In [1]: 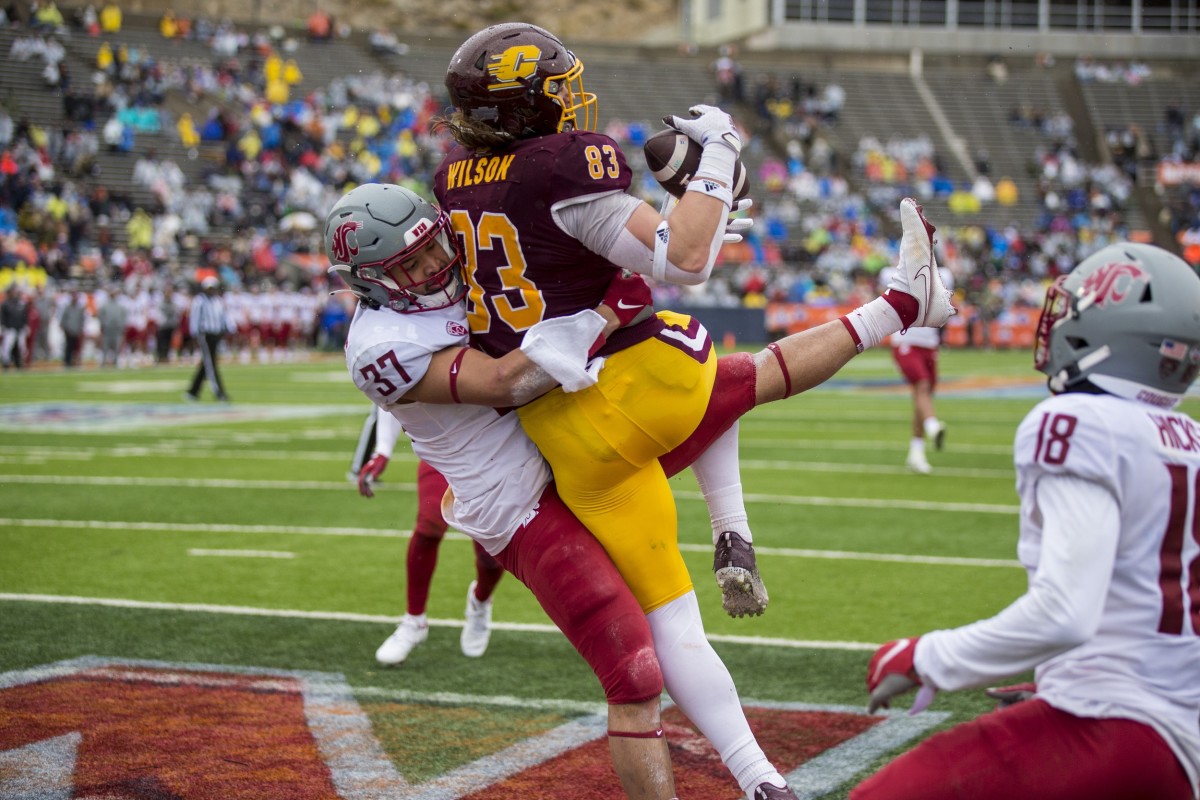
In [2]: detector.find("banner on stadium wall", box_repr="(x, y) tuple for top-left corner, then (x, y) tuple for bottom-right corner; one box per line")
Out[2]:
(1158, 161), (1200, 186)
(765, 302), (1038, 349)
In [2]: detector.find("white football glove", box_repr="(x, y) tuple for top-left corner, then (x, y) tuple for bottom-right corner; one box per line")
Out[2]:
(724, 198), (754, 244)
(663, 104), (742, 155)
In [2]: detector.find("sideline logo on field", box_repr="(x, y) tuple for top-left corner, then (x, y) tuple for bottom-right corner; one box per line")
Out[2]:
(0, 402), (364, 432)
(0, 657), (946, 799)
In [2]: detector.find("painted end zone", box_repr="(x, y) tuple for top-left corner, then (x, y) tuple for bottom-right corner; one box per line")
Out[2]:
(0, 658), (946, 799)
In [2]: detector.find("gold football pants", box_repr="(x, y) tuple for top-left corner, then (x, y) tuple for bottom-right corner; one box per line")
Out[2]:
(518, 312), (716, 613)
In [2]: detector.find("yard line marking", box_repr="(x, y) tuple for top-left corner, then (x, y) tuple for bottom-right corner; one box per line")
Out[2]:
(738, 459), (1012, 478)
(0, 446), (1012, 477)
(0, 593), (878, 652)
(0, 477), (1020, 513)
(1, 518), (1021, 565)
(737, 438), (1014, 455)
(0, 517), (415, 538)
(744, 545), (1020, 569)
(187, 548), (296, 559)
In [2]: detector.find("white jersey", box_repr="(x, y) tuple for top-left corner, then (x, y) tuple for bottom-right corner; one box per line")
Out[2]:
(344, 303), (551, 555)
(880, 266), (953, 350)
(918, 392), (1200, 794)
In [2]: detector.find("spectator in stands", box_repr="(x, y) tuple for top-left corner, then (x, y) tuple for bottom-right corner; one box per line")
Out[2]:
(79, 3), (99, 35)
(159, 9), (178, 39)
(98, 0), (120, 33)
(306, 10), (331, 42)
(712, 44), (743, 105)
(32, 0), (64, 31)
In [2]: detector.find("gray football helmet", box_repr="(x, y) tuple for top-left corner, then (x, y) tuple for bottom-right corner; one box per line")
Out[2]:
(324, 183), (465, 313)
(1035, 242), (1200, 405)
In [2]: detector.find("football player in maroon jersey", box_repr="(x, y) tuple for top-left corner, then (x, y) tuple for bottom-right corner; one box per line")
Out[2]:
(433, 24), (953, 800)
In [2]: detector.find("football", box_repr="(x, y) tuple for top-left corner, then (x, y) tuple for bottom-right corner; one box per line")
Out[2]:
(643, 129), (749, 201)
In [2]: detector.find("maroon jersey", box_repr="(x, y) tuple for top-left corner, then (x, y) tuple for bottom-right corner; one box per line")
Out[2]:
(435, 131), (662, 358)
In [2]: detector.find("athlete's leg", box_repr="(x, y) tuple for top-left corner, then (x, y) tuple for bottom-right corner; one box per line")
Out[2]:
(495, 483), (674, 799)
(851, 699), (1192, 800)
(648, 591), (792, 798)
(405, 460), (451, 616)
(348, 406), (378, 479)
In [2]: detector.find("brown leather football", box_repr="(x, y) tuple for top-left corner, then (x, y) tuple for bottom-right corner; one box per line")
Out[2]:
(643, 129), (749, 201)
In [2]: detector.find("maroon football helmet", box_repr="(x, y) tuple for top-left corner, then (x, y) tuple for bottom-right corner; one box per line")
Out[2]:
(445, 22), (597, 140)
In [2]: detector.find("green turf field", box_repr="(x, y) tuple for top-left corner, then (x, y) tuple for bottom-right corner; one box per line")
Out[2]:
(4, 348), (1185, 797)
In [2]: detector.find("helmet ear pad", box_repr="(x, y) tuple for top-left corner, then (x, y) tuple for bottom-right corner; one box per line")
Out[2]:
(1034, 242), (1200, 404)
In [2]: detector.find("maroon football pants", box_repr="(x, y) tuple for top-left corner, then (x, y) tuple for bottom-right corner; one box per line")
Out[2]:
(851, 698), (1192, 800)
(494, 482), (662, 706)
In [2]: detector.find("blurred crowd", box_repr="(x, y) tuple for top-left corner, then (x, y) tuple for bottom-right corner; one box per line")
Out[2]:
(1, 2), (1198, 371)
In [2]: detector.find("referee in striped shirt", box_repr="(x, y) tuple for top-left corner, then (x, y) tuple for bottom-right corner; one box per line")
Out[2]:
(184, 276), (235, 402)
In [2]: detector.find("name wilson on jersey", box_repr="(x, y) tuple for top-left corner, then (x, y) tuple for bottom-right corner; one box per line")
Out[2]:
(445, 154), (518, 190)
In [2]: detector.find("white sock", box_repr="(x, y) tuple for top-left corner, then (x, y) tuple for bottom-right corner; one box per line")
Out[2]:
(691, 423), (751, 545)
(842, 296), (902, 351)
(923, 417), (942, 439)
(405, 612), (427, 627)
(909, 437), (926, 457)
(647, 592), (784, 796)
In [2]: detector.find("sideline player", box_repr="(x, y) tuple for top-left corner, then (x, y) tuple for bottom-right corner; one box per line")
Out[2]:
(858, 242), (1200, 800)
(878, 264), (954, 473)
(351, 406), (503, 665)
(327, 182), (952, 799)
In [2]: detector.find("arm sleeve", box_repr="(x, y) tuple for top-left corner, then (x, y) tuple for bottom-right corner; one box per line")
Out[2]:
(372, 408), (402, 459)
(915, 473), (1119, 691)
(553, 193), (715, 286)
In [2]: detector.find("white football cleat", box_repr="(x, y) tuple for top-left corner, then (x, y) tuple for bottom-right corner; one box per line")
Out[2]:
(906, 451), (933, 474)
(375, 615), (428, 666)
(929, 420), (947, 451)
(889, 198), (954, 329)
(460, 581), (493, 658)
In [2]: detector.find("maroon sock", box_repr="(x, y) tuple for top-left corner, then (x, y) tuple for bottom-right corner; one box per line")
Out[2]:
(405, 534), (441, 616)
(472, 543), (504, 601)
(883, 289), (919, 331)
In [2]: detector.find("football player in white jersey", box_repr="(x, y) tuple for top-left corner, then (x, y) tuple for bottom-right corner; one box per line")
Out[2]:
(858, 242), (1200, 800)
(878, 266), (954, 473)
(329, 183), (952, 800)
(331, 184), (680, 799)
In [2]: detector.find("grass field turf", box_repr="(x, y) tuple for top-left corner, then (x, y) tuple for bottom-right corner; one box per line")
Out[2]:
(4, 347), (1188, 797)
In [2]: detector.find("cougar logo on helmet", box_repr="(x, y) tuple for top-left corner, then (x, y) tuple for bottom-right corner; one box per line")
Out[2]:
(1080, 261), (1146, 308)
(488, 45), (541, 90)
(330, 221), (363, 264)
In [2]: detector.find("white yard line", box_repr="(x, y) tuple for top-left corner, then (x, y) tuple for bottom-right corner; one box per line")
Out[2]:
(0, 475), (1020, 513)
(1, 517), (1021, 566)
(187, 548), (296, 559)
(0, 592), (879, 651)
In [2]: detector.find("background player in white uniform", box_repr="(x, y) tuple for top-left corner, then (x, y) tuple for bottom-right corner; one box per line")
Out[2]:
(349, 405), (504, 666)
(859, 242), (1200, 800)
(878, 263), (954, 473)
